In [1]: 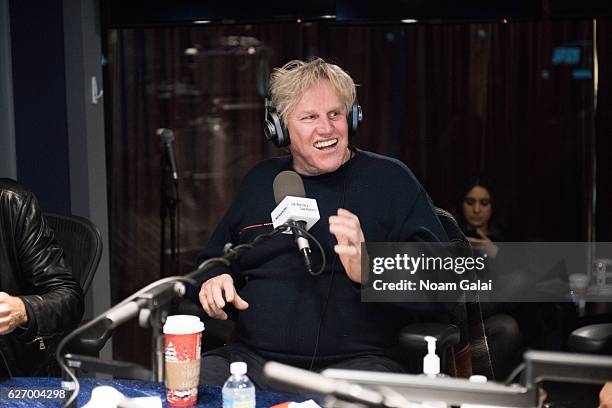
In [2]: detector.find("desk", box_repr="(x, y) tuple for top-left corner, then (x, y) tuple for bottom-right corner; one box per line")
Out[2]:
(0, 377), (603, 407)
(0, 377), (305, 407)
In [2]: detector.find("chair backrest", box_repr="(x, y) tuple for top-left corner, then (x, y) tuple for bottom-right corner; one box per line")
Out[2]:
(434, 207), (471, 256)
(44, 212), (103, 295)
(434, 207), (495, 379)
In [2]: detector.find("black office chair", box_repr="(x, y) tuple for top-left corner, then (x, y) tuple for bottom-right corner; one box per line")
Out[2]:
(569, 323), (612, 354)
(44, 212), (103, 295)
(399, 207), (494, 379)
(45, 212), (106, 356)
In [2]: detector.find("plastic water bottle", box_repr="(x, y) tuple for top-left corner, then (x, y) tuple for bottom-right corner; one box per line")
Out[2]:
(222, 362), (256, 408)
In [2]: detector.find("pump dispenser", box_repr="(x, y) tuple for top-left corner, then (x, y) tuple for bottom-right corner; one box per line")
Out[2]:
(419, 336), (447, 407)
(423, 336), (440, 377)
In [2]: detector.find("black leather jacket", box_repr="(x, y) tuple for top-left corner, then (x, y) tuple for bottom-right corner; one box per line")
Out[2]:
(0, 179), (84, 376)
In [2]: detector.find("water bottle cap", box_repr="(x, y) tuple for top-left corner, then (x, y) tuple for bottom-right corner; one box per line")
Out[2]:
(230, 361), (247, 375)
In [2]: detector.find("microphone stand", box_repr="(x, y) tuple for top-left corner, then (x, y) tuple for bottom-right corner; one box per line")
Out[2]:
(62, 278), (186, 408)
(60, 238), (262, 408)
(160, 151), (167, 276)
(159, 147), (179, 277)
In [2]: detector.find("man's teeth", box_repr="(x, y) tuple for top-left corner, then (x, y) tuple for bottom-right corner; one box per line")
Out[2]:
(314, 139), (338, 149)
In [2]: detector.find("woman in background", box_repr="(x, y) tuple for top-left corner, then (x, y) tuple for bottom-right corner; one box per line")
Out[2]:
(459, 178), (502, 258)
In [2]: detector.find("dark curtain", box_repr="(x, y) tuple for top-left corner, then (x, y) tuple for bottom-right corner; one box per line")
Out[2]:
(106, 20), (600, 365)
(596, 20), (612, 242)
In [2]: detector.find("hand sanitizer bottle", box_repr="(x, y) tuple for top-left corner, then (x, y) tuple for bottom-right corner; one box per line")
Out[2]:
(420, 336), (448, 408)
(423, 336), (445, 378)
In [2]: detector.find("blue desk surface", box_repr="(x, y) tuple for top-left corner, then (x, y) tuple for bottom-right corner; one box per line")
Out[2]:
(0, 377), (305, 407)
(0, 377), (599, 407)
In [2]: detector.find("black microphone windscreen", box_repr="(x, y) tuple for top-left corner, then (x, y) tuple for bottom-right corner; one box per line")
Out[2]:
(273, 170), (305, 204)
(156, 128), (174, 142)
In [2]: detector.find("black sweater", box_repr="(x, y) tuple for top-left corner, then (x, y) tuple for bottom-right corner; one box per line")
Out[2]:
(197, 149), (448, 362)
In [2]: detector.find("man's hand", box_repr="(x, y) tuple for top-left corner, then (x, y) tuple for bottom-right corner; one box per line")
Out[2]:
(329, 208), (365, 283)
(0, 292), (28, 335)
(600, 382), (612, 408)
(198, 273), (249, 320)
(466, 228), (499, 258)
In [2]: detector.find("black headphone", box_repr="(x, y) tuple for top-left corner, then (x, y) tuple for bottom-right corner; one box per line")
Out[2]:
(264, 98), (363, 148)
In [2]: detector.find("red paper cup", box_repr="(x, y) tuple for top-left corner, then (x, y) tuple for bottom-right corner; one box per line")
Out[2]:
(164, 315), (205, 407)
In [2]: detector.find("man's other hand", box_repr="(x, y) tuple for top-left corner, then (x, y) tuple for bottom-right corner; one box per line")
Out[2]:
(600, 382), (612, 408)
(329, 208), (365, 283)
(0, 292), (28, 335)
(198, 274), (249, 320)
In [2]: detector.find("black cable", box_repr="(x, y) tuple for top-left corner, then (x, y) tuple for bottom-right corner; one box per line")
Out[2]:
(284, 222), (327, 277)
(219, 219), (330, 371)
(308, 258), (338, 371)
(194, 225), (286, 271)
(226, 222), (327, 276)
(308, 155), (353, 371)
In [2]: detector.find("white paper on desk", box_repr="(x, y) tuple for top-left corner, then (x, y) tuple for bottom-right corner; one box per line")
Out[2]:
(118, 396), (163, 408)
(289, 400), (322, 408)
(83, 386), (125, 408)
(83, 385), (162, 408)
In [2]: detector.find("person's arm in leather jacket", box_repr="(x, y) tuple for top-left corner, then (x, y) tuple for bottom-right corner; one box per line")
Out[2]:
(11, 190), (84, 345)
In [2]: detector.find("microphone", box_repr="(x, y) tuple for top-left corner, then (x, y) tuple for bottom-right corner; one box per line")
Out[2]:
(271, 171), (320, 274)
(157, 128), (178, 181)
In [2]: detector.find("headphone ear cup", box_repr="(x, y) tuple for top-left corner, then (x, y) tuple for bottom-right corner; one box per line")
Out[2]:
(347, 103), (363, 138)
(264, 109), (290, 148)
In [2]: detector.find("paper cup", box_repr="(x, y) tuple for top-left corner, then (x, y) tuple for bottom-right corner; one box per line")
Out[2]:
(164, 315), (205, 407)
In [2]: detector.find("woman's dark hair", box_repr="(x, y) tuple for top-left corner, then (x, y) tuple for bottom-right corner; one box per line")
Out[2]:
(457, 176), (504, 241)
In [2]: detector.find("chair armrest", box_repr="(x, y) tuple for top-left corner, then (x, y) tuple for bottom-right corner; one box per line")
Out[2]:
(568, 323), (612, 354)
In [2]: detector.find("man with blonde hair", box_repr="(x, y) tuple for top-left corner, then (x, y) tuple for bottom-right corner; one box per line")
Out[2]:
(196, 57), (447, 387)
